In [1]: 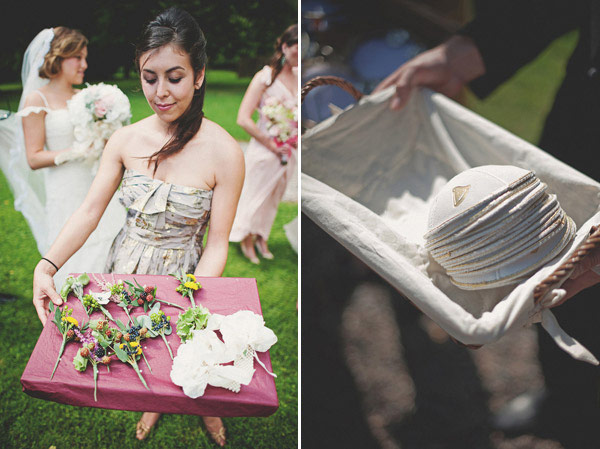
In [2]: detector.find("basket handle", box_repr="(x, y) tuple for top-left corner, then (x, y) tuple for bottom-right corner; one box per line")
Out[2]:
(533, 225), (600, 303)
(301, 76), (364, 103)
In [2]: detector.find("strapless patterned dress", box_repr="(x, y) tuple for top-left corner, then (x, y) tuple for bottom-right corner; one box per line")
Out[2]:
(105, 168), (213, 275)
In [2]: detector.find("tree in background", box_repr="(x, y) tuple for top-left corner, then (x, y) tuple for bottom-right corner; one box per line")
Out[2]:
(0, 0), (297, 83)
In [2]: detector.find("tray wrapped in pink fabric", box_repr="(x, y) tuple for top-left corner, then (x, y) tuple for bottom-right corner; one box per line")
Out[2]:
(21, 274), (279, 416)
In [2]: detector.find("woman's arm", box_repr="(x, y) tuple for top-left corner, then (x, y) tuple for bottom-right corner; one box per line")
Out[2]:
(21, 94), (71, 169)
(32, 129), (126, 324)
(236, 71), (285, 156)
(194, 140), (245, 277)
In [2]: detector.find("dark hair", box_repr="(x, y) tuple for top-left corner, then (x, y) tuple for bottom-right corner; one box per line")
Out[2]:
(269, 24), (298, 85)
(135, 8), (207, 173)
(39, 27), (88, 79)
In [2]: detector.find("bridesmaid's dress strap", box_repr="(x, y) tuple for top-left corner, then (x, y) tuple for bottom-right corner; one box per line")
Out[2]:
(33, 90), (50, 108)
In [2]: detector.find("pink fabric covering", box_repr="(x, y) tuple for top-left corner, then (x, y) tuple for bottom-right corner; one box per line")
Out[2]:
(229, 66), (297, 242)
(21, 274), (279, 417)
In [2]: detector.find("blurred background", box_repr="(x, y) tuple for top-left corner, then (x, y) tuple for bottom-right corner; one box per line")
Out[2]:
(301, 1), (580, 448)
(0, 1), (298, 448)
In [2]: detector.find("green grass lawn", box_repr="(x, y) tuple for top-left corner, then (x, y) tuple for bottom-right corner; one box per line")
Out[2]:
(0, 70), (255, 141)
(0, 70), (298, 448)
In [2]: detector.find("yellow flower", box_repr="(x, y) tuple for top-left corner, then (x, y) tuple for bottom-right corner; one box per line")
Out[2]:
(62, 316), (79, 327)
(186, 273), (196, 282)
(130, 341), (139, 347)
(136, 347), (143, 355)
(184, 281), (199, 290)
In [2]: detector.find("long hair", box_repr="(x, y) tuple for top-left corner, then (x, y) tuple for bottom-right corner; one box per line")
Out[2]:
(39, 27), (88, 79)
(135, 8), (207, 173)
(269, 24), (298, 85)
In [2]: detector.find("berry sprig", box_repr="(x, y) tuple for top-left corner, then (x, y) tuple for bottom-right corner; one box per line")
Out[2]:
(72, 327), (111, 402)
(113, 317), (153, 373)
(131, 302), (175, 360)
(128, 279), (185, 311)
(149, 307), (174, 359)
(89, 319), (119, 370)
(82, 294), (114, 321)
(112, 337), (149, 390)
(49, 303), (88, 380)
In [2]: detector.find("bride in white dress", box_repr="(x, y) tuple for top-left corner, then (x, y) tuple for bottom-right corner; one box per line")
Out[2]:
(0, 27), (125, 287)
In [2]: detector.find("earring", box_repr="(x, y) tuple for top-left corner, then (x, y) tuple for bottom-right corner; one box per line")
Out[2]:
(281, 55), (286, 66)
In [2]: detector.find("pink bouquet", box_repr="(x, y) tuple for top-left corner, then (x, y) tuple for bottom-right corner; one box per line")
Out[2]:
(261, 97), (298, 165)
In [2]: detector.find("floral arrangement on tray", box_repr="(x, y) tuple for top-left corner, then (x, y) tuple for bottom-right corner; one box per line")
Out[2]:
(48, 273), (278, 401)
(169, 269), (201, 307)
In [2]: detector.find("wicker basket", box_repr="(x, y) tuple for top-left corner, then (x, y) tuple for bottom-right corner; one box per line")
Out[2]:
(301, 76), (600, 362)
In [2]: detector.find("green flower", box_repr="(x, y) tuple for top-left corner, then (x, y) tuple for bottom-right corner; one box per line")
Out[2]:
(176, 305), (211, 342)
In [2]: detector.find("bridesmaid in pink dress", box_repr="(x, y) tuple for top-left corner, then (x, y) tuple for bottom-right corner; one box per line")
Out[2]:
(230, 25), (298, 263)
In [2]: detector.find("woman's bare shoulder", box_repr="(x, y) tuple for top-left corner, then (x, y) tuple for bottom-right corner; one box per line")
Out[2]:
(23, 90), (46, 108)
(104, 118), (151, 156)
(110, 116), (154, 141)
(199, 119), (243, 157)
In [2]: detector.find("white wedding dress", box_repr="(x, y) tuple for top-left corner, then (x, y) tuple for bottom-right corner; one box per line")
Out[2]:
(17, 90), (126, 288)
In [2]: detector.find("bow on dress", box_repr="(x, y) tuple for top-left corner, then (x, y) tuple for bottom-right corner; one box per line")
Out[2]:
(129, 180), (173, 229)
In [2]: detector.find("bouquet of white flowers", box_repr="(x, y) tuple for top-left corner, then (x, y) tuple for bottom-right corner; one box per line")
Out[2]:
(170, 309), (277, 398)
(57, 83), (131, 170)
(261, 97), (297, 165)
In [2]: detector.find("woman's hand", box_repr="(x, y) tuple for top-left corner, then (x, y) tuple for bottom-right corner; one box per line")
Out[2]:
(373, 35), (485, 110)
(53, 147), (84, 166)
(265, 138), (287, 156)
(33, 261), (63, 325)
(31, 128), (126, 325)
(554, 247), (600, 306)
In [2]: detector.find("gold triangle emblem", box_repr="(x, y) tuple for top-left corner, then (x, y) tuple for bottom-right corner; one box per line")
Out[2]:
(452, 185), (470, 207)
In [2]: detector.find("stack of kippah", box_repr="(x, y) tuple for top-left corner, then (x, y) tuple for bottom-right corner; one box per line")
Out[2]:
(425, 165), (576, 290)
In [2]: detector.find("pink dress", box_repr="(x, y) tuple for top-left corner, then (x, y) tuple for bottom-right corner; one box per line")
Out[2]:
(229, 66), (297, 242)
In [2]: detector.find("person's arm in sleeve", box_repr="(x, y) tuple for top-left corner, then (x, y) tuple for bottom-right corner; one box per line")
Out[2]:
(462, 0), (581, 98)
(375, 0), (580, 108)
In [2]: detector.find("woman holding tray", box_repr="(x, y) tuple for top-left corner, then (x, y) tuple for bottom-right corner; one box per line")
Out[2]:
(32, 8), (244, 446)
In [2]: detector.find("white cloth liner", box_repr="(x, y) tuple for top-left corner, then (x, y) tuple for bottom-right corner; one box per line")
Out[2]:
(301, 87), (600, 364)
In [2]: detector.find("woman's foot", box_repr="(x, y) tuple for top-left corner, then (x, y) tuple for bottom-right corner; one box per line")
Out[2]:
(255, 236), (274, 260)
(136, 412), (161, 440)
(203, 416), (226, 446)
(241, 236), (260, 264)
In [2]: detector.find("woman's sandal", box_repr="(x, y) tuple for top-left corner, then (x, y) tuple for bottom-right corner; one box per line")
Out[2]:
(241, 238), (260, 264)
(207, 425), (227, 447)
(135, 419), (152, 440)
(255, 239), (274, 260)
(203, 417), (227, 447)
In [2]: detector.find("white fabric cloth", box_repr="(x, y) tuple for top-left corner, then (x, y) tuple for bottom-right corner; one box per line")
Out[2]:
(302, 87), (600, 364)
(0, 29), (126, 288)
(0, 29), (53, 252)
